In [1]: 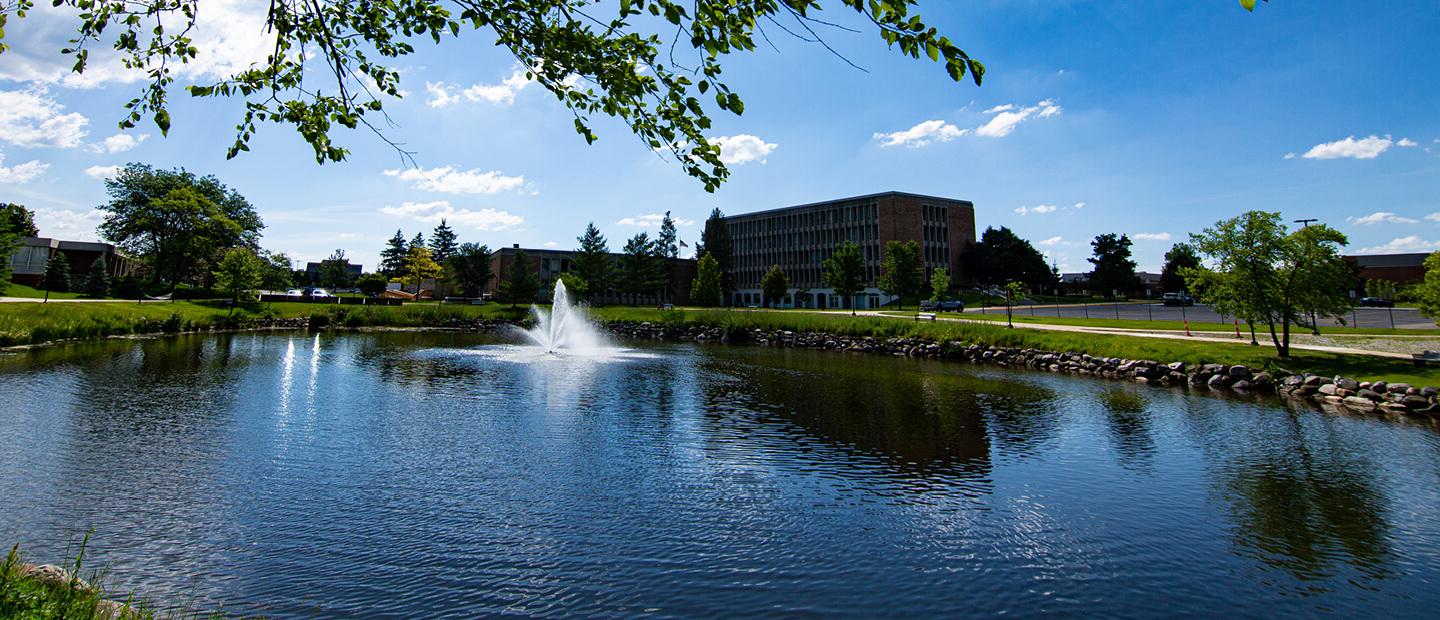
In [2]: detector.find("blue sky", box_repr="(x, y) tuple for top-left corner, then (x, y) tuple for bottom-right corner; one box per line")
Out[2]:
(1, 1), (1438, 273)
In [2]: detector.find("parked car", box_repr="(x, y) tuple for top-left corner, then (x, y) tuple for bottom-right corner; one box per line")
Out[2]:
(937, 300), (965, 312)
(1359, 297), (1395, 308)
(919, 299), (937, 311)
(305, 287), (332, 298)
(285, 288), (304, 297)
(1161, 292), (1195, 307)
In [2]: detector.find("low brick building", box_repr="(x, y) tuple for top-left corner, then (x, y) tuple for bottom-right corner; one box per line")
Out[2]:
(6, 237), (140, 287)
(1345, 253), (1430, 285)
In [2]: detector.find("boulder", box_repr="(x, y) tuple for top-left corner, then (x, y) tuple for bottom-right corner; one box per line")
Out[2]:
(1387, 383), (1411, 394)
(1208, 374), (1232, 388)
(1343, 396), (1378, 411)
(1232, 380), (1254, 391)
(1228, 365), (1250, 377)
(1335, 376), (1361, 391)
(1318, 383), (1339, 396)
(1356, 389), (1383, 401)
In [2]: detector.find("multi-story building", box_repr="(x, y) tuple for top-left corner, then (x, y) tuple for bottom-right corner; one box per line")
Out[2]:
(725, 191), (976, 309)
(489, 245), (697, 305)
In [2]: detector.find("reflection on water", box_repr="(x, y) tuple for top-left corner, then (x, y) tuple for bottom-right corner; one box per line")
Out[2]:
(1, 333), (1439, 617)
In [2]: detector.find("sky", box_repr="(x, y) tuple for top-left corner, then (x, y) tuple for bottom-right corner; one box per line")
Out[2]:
(1, 1), (1438, 274)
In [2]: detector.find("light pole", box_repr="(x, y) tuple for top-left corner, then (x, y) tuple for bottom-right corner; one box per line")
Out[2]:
(1294, 218), (1321, 335)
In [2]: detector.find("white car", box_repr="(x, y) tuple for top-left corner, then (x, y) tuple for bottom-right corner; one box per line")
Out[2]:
(308, 288), (332, 298)
(285, 289), (304, 297)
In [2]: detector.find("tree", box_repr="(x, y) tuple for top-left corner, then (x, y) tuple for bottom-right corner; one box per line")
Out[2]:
(214, 247), (263, 309)
(930, 267), (951, 301)
(877, 240), (923, 310)
(0, 231), (14, 294)
(429, 219), (459, 264)
(448, 243), (494, 298)
(1418, 253), (1440, 323)
(0, 203), (37, 237)
(260, 251), (297, 291)
(98, 163), (262, 288)
(319, 249), (355, 289)
(1187, 212), (1354, 357)
(1365, 279), (1398, 301)
(402, 246), (443, 300)
(1160, 242), (1201, 293)
(822, 240), (866, 315)
(1004, 281), (1026, 328)
(82, 256), (111, 298)
(380, 229), (408, 277)
(690, 253), (724, 308)
(695, 208), (734, 302)
(498, 249), (540, 307)
(761, 264), (790, 308)
(356, 273), (390, 297)
(6, 2), (988, 192)
(409, 232), (427, 253)
(619, 233), (663, 305)
(655, 211), (680, 302)
(41, 252), (71, 301)
(969, 226), (1056, 290)
(1087, 233), (1141, 299)
(572, 222), (614, 304)
(555, 272), (588, 301)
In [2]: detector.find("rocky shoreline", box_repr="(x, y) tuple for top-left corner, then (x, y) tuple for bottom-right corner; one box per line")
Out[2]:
(603, 321), (1440, 418)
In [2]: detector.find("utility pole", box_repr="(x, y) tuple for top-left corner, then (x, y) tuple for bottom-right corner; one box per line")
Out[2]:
(1294, 218), (1321, 335)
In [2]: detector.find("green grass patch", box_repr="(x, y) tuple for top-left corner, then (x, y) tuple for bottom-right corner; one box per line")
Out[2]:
(0, 283), (89, 300)
(1, 535), (223, 619)
(876, 310), (1440, 336)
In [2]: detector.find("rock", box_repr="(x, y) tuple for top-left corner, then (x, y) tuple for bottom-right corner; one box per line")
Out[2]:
(1168, 361), (1186, 372)
(1318, 383), (1339, 396)
(1232, 380), (1254, 391)
(1378, 402), (1410, 414)
(1228, 365), (1250, 377)
(1304, 375), (1323, 387)
(1335, 376), (1361, 391)
(1251, 372), (1274, 388)
(1343, 396), (1378, 411)
(1423, 386), (1438, 397)
(1208, 374), (1232, 388)
(1403, 395), (1431, 409)
(17, 564), (95, 593)
(1387, 383), (1411, 394)
(1357, 389), (1383, 401)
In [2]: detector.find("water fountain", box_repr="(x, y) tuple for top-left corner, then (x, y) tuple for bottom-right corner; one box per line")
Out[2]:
(519, 278), (611, 354)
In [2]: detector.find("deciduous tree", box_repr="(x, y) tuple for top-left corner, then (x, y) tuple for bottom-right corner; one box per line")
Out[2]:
(929, 267), (951, 301)
(877, 240), (923, 309)
(1160, 242), (1201, 293)
(214, 247), (263, 310)
(499, 249), (539, 307)
(969, 226), (1055, 291)
(761, 264), (790, 308)
(1418, 253), (1440, 324)
(619, 233), (663, 305)
(690, 253), (724, 308)
(319, 249), (355, 289)
(1087, 233), (1141, 299)
(822, 240), (866, 315)
(448, 243), (494, 298)
(402, 246), (443, 300)
(0, 203), (37, 237)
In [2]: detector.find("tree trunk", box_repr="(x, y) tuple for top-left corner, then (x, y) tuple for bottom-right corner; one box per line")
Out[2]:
(1267, 321), (1283, 355)
(1280, 317), (1292, 358)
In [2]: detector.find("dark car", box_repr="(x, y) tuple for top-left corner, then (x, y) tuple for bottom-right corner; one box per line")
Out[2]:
(1359, 297), (1395, 308)
(937, 300), (965, 312)
(919, 299), (937, 311)
(1161, 292), (1195, 307)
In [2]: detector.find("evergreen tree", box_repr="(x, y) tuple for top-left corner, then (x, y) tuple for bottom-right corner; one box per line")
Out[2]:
(429, 218), (459, 264)
(380, 229), (408, 277)
(448, 243), (494, 298)
(42, 252), (71, 299)
(571, 222), (614, 303)
(760, 264), (790, 308)
(1087, 233), (1142, 299)
(1159, 242), (1201, 293)
(409, 232), (426, 252)
(619, 233), (662, 305)
(690, 253), (723, 307)
(877, 240), (923, 309)
(499, 249), (540, 307)
(656, 211), (679, 259)
(696, 208), (733, 302)
(83, 256), (111, 298)
(822, 240), (866, 315)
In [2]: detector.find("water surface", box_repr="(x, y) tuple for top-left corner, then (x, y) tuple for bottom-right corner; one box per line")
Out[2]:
(1, 332), (1438, 617)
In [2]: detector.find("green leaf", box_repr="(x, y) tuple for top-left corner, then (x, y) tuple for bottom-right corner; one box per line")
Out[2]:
(154, 109), (171, 136)
(1240, 0), (1257, 10)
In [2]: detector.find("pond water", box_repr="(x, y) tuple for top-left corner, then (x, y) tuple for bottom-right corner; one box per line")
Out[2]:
(2, 332), (1439, 617)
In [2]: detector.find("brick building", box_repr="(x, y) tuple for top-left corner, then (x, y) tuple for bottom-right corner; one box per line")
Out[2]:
(6, 237), (140, 287)
(1345, 253), (1429, 285)
(725, 191), (976, 309)
(489, 245), (697, 305)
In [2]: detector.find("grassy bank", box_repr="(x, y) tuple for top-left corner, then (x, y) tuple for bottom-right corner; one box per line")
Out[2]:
(877, 310), (1440, 337)
(1, 541), (172, 619)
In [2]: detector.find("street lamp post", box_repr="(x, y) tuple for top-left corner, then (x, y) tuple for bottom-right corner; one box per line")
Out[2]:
(1294, 218), (1321, 335)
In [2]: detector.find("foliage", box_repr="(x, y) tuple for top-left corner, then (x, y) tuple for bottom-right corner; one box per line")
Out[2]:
(98, 163), (262, 286)
(619, 233), (664, 304)
(1364, 279), (1397, 300)
(761, 264), (790, 308)
(259, 250), (296, 290)
(877, 240), (923, 309)
(822, 240), (866, 315)
(1159, 242), (1200, 293)
(428, 219), (459, 264)
(82, 256), (111, 298)
(556, 272), (588, 300)
(2, 1), (983, 191)
(970, 226), (1056, 290)
(0, 232), (13, 294)
(1087, 233), (1141, 298)
(380, 230), (408, 277)
(318, 249), (355, 289)
(1418, 253), (1440, 323)
(1186, 211), (1355, 357)
(929, 267), (951, 301)
(409, 232), (426, 253)
(572, 222), (614, 303)
(498, 249), (539, 306)
(214, 247), (264, 302)
(656, 211), (680, 259)
(42, 252), (70, 293)
(0, 202), (37, 237)
(356, 272), (390, 297)
(690, 253), (724, 308)
(402, 246), (443, 297)
(448, 243), (494, 298)
(695, 208), (733, 296)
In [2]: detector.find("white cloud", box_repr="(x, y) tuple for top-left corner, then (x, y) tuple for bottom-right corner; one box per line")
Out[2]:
(1014, 204), (1057, 216)
(542, 241), (558, 248)
(425, 82), (461, 108)
(83, 165), (120, 180)
(1303, 135), (1393, 160)
(383, 166), (526, 195)
(32, 208), (105, 241)
(1037, 236), (1064, 246)
(1347, 211), (1419, 226)
(1073, 202), (1086, 209)
(89, 133), (148, 154)
(1283, 152), (1297, 160)
(1425, 213), (1440, 223)
(427, 66), (534, 107)
(872, 120), (967, 148)
(1132, 232), (1173, 241)
(1398, 138), (1418, 147)
(0, 87), (89, 148)
(379, 200), (524, 231)
(1357, 235), (1440, 255)
(0, 151), (49, 184)
(617, 213), (695, 227)
(708, 134), (778, 164)
(976, 99), (1061, 138)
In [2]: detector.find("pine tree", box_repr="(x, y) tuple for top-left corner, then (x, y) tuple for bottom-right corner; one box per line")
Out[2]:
(619, 233), (662, 305)
(656, 211), (679, 259)
(42, 252), (71, 299)
(429, 219), (459, 264)
(571, 222), (613, 304)
(380, 229), (408, 277)
(696, 208), (732, 302)
(409, 232), (426, 252)
(83, 256), (111, 298)
(499, 249), (540, 307)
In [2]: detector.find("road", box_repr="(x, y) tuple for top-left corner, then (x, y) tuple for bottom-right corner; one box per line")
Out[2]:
(967, 301), (1434, 330)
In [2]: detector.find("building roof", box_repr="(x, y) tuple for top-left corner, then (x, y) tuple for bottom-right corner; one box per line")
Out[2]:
(1345, 253), (1429, 268)
(17, 236), (124, 254)
(724, 191), (974, 221)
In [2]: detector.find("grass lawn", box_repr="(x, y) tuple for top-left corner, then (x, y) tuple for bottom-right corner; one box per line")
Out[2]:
(0, 283), (90, 300)
(876, 310), (1440, 337)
